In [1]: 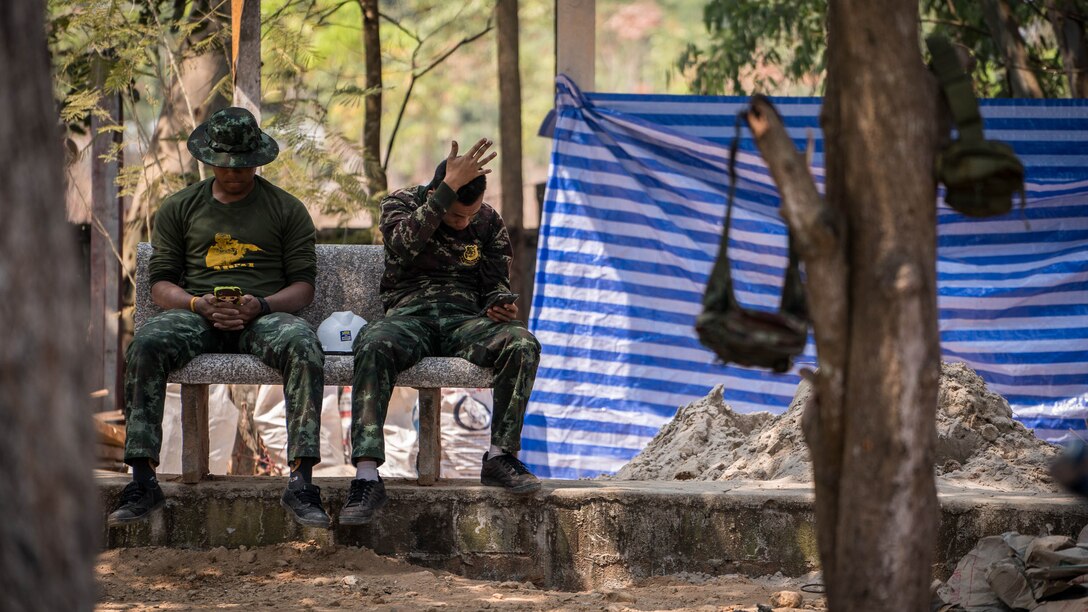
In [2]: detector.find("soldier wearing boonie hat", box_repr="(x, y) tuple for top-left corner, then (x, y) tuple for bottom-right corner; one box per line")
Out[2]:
(110, 107), (331, 529)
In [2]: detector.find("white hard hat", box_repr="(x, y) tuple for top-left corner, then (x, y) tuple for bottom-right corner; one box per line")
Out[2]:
(317, 311), (368, 354)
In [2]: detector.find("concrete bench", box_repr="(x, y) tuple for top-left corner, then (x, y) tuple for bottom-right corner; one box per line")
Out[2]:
(134, 242), (493, 485)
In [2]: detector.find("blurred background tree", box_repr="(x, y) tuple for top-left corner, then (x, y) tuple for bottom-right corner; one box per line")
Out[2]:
(678, 0), (1087, 98)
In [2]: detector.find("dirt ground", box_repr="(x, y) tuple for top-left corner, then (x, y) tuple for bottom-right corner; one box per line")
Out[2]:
(96, 542), (827, 611)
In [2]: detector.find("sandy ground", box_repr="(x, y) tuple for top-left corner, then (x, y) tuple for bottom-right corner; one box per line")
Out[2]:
(96, 543), (827, 611)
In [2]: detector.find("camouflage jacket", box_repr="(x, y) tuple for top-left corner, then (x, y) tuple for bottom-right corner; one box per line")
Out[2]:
(378, 183), (512, 312)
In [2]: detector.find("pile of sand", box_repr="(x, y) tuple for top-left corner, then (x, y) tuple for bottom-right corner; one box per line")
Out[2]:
(613, 362), (1059, 492)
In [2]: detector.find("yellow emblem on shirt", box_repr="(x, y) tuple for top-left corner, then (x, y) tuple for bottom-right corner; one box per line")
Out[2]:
(460, 244), (481, 266)
(205, 233), (262, 270)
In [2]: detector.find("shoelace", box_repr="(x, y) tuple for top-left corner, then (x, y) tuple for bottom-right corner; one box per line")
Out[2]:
(347, 480), (379, 505)
(293, 485), (324, 509)
(119, 481), (150, 505)
(495, 454), (531, 476)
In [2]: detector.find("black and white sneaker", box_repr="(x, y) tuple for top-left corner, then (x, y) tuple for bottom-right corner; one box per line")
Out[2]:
(339, 477), (388, 526)
(481, 452), (541, 495)
(280, 476), (332, 529)
(108, 479), (166, 526)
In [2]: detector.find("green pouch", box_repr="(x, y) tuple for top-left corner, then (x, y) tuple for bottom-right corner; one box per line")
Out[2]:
(938, 139), (1025, 217)
(927, 35), (1025, 217)
(695, 112), (808, 374)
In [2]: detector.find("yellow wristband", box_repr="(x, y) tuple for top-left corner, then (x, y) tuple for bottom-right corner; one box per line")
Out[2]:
(189, 296), (199, 312)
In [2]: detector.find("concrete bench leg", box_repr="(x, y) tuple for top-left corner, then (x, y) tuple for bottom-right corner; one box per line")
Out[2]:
(416, 388), (442, 486)
(180, 383), (210, 484)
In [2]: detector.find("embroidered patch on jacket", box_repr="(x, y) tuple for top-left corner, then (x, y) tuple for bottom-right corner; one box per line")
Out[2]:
(460, 244), (481, 266)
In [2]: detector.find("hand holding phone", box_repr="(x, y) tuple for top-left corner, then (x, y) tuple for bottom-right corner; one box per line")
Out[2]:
(479, 292), (519, 318)
(213, 286), (244, 304)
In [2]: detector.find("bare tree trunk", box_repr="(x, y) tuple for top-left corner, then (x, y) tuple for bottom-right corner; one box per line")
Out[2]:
(750, 0), (940, 609)
(982, 0), (1045, 97)
(1046, 0), (1088, 97)
(496, 0), (528, 321)
(229, 385), (261, 475)
(125, 0), (229, 269)
(0, 2), (99, 609)
(361, 0), (386, 197)
(822, 0), (940, 607)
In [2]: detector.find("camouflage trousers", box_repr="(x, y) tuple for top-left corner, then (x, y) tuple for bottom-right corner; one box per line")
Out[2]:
(350, 303), (541, 465)
(124, 310), (324, 466)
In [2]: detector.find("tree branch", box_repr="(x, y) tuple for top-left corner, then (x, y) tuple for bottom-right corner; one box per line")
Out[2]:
(918, 17), (989, 36)
(744, 94), (849, 544)
(382, 17), (494, 171)
(378, 11), (421, 42)
(416, 18), (494, 80)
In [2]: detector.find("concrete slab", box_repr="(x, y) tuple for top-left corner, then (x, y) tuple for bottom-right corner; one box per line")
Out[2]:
(98, 473), (1088, 590)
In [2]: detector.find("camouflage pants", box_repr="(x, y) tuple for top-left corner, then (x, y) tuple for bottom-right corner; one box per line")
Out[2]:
(123, 310), (324, 466)
(350, 303), (541, 465)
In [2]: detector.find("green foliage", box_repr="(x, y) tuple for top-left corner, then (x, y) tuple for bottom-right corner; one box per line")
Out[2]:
(682, 0), (1075, 97)
(262, 97), (372, 220)
(678, 0), (826, 95)
(920, 0), (1067, 97)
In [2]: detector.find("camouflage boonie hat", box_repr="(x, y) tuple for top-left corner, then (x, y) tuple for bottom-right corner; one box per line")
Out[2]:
(187, 107), (279, 168)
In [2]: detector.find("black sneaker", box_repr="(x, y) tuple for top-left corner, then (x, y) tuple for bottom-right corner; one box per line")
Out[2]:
(339, 477), (388, 526)
(108, 479), (165, 526)
(280, 476), (332, 529)
(481, 452), (541, 494)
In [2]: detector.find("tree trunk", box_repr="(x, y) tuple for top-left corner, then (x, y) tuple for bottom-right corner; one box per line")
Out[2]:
(0, 2), (99, 609)
(821, 1), (940, 608)
(982, 0), (1045, 97)
(751, 0), (940, 609)
(231, 0), (262, 119)
(229, 385), (261, 475)
(1046, 0), (1088, 97)
(361, 0), (386, 197)
(125, 0), (229, 271)
(496, 0), (528, 320)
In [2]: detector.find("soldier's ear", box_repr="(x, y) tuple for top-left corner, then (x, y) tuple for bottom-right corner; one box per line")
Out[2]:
(427, 189), (435, 199)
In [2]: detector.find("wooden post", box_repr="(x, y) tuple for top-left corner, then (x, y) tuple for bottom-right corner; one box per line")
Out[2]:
(496, 0), (528, 321)
(231, 0), (261, 120)
(89, 53), (123, 413)
(181, 384), (211, 483)
(555, 0), (595, 90)
(416, 388), (442, 485)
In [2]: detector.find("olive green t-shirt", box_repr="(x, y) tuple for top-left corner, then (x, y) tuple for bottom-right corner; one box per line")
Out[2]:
(148, 176), (317, 298)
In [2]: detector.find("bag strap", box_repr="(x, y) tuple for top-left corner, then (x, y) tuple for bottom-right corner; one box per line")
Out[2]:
(704, 111), (806, 321)
(926, 35), (984, 143)
(702, 113), (746, 312)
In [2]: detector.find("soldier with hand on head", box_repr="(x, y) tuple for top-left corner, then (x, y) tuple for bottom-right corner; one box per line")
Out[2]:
(341, 138), (543, 526)
(109, 108), (331, 529)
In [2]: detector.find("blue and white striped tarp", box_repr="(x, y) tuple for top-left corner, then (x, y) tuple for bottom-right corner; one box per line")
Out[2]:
(523, 75), (1088, 479)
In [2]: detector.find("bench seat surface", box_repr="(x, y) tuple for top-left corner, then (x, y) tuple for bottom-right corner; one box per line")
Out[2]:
(167, 354), (493, 388)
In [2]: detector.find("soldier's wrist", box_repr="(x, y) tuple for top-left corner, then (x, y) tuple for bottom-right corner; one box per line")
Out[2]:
(435, 181), (459, 206)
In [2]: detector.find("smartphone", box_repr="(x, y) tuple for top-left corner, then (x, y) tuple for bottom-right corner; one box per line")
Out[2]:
(213, 286), (244, 304)
(479, 292), (519, 316)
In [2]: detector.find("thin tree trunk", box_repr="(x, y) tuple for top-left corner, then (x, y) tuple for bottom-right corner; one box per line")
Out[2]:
(1046, 0), (1088, 97)
(751, 0), (940, 609)
(982, 0), (1045, 97)
(229, 385), (261, 475)
(361, 0), (386, 196)
(496, 0), (527, 321)
(0, 2), (99, 609)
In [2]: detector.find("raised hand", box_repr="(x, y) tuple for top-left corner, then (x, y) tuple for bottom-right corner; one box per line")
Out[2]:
(443, 138), (497, 191)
